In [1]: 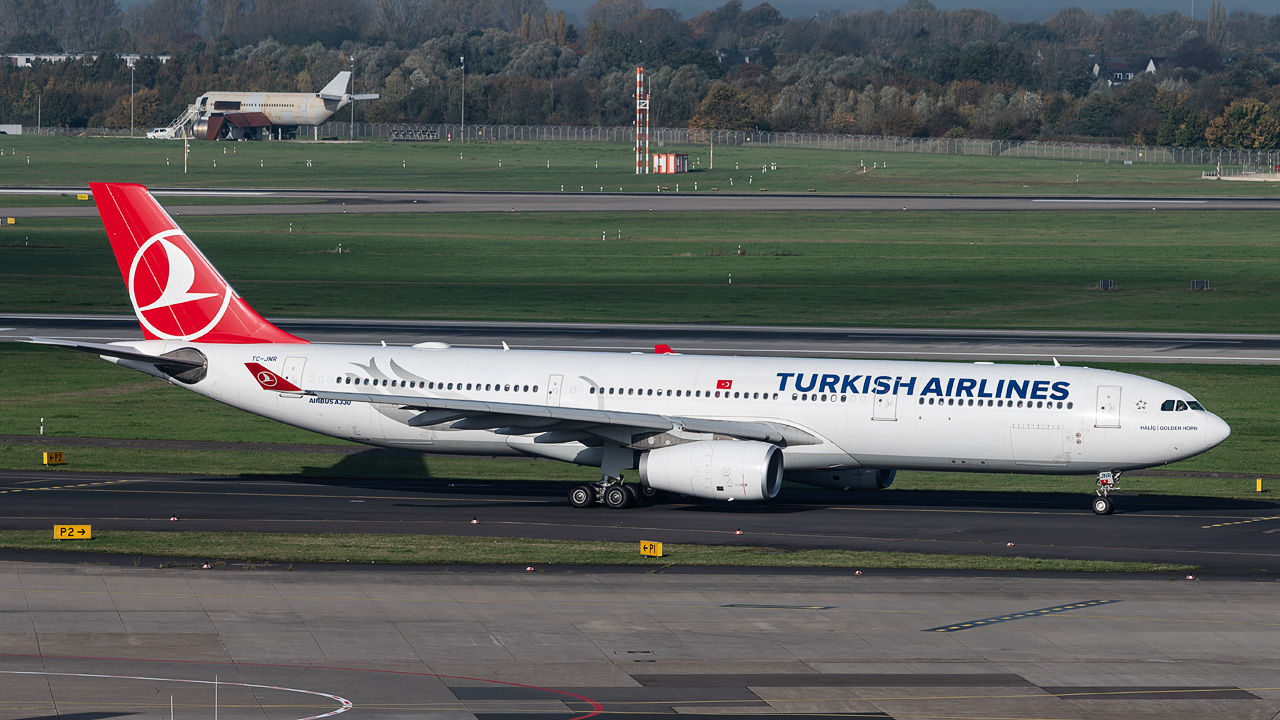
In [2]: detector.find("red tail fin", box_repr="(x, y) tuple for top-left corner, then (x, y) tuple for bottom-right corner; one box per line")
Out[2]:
(91, 182), (306, 344)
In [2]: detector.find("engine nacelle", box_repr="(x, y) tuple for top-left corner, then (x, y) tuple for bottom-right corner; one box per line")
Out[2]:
(787, 468), (896, 491)
(640, 440), (783, 501)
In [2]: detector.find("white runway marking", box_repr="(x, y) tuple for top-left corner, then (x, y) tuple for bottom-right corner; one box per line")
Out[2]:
(1032, 199), (1208, 204)
(0, 670), (354, 720)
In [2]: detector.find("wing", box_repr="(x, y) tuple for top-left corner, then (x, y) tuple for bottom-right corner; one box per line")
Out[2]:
(306, 389), (819, 447)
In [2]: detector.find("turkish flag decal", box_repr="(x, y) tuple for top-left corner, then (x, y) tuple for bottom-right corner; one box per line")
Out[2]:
(716, 379), (733, 390)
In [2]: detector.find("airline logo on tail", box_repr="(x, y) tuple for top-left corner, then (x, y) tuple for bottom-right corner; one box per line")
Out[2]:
(245, 363), (301, 391)
(129, 229), (232, 341)
(91, 182), (307, 345)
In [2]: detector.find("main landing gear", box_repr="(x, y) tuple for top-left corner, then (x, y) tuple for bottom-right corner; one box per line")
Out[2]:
(569, 476), (645, 509)
(1093, 471), (1119, 515)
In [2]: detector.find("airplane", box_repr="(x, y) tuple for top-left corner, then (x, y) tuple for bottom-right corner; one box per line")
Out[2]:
(30, 183), (1231, 515)
(161, 71), (378, 141)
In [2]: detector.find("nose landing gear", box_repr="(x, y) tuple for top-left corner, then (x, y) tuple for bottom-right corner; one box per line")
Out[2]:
(1093, 471), (1119, 515)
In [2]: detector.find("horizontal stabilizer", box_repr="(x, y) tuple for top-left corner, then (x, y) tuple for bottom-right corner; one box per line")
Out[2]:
(27, 337), (204, 370)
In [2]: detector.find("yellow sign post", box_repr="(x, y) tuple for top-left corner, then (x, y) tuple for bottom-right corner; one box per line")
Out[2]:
(42, 451), (65, 465)
(54, 525), (91, 540)
(76, 193), (88, 200)
(640, 541), (663, 558)
(5, 218), (14, 225)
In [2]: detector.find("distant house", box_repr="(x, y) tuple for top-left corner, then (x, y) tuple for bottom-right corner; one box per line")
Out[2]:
(715, 48), (760, 65)
(1091, 56), (1163, 86)
(5, 53), (170, 68)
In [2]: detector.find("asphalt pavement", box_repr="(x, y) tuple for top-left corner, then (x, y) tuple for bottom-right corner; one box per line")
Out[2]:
(6, 313), (1280, 364)
(5, 188), (1280, 217)
(2, 470), (1277, 576)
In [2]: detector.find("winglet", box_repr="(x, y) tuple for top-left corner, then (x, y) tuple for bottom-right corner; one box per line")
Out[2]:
(245, 362), (301, 392)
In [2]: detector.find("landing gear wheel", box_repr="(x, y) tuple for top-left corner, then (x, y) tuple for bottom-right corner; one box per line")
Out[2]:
(624, 485), (640, 506)
(1093, 496), (1115, 515)
(603, 485), (631, 509)
(569, 484), (595, 508)
(639, 484), (660, 499)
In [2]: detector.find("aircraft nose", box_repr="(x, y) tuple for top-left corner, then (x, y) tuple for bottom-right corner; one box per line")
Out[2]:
(1206, 415), (1231, 449)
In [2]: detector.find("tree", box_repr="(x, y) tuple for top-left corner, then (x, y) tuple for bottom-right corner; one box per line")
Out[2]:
(689, 83), (753, 129)
(586, 0), (646, 31)
(1206, 99), (1280, 149)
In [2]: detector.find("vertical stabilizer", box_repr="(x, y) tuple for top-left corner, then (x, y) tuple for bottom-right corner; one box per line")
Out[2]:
(319, 71), (352, 97)
(90, 182), (308, 344)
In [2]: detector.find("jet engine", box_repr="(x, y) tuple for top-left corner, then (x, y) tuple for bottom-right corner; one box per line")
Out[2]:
(639, 440), (783, 501)
(787, 468), (896, 491)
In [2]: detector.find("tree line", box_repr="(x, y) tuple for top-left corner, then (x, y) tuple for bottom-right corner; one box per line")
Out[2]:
(1, 0), (1278, 147)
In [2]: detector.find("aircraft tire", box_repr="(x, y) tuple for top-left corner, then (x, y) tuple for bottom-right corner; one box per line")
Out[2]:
(603, 485), (631, 509)
(1092, 496), (1115, 515)
(569, 484), (595, 508)
(624, 485), (640, 506)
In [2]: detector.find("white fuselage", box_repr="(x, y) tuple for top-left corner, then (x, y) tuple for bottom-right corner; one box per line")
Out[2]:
(197, 92), (347, 127)
(110, 341), (1231, 477)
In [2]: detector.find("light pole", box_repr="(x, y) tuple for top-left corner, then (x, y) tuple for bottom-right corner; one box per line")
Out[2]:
(130, 62), (135, 139)
(460, 55), (465, 143)
(349, 58), (355, 141)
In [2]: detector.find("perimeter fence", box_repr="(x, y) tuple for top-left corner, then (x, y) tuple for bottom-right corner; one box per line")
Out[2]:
(317, 121), (1280, 167)
(23, 122), (1280, 168)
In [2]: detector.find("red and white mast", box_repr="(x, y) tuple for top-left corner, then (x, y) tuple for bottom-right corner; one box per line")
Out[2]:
(635, 66), (649, 175)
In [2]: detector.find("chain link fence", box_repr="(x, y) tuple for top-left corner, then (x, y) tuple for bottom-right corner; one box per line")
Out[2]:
(317, 121), (1280, 168)
(26, 122), (1280, 168)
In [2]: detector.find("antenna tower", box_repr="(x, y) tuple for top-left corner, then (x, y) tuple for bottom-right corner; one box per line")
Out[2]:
(635, 66), (649, 174)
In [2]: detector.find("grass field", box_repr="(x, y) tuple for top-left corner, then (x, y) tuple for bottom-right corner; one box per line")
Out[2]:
(2, 345), (1274, 498)
(3, 209), (1279, 331)
(0, 135), (1274, 196)
(0, 530), (1191, 571)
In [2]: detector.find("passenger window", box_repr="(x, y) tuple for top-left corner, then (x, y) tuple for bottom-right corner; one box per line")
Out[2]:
(589, 387), (596, 394)
(792, 393), (798, 400)
(533, 386), (538, 392)
(505, 385), (511, 392)
(628, 389), (634, 395)
(1161, 400), (1175, 411)
(1067, 402), (1073, 409)
(647, 389), (653, 396)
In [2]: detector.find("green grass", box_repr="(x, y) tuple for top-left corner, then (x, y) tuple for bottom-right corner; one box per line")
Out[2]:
(3, 345), (1275, 497)
(3, 209), (1279, 331)
(0, 134), (1274, 196)
(0, 530), (1193, 571)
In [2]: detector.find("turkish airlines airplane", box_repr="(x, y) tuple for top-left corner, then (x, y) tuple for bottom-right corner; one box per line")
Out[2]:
(33, 183), (1230, 515)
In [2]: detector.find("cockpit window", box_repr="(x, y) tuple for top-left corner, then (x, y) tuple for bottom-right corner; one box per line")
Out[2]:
(1188, 400), (1204, 411)
(1160, 400), (1175, 411)
(1175, 400), (1188, 411)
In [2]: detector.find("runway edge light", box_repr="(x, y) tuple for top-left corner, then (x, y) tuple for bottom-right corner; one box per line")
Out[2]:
(54, 525), (91, 540)
(640, 541), (663, 557)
